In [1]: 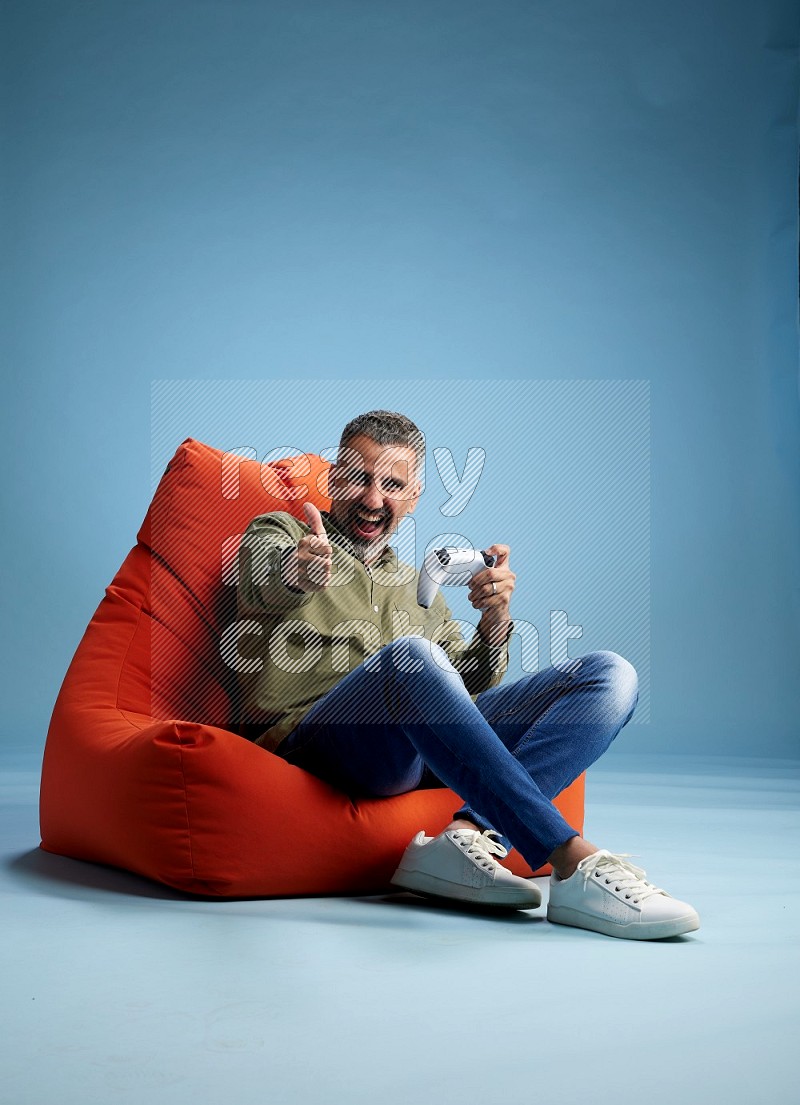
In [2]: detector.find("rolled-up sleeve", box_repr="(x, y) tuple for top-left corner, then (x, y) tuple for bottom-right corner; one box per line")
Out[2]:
(237, 512), (312, 616)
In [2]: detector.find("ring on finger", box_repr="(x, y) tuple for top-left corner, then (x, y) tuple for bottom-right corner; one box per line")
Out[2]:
(491, 581), (497, 596)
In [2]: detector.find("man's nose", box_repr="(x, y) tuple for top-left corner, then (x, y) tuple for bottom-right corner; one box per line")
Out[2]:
(360, 482), (384, 510)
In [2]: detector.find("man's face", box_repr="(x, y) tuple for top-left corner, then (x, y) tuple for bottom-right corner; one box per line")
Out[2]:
(327, 433), (421, 563)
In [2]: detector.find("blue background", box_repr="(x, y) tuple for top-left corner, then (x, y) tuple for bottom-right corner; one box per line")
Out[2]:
(2, 0), (798, 758)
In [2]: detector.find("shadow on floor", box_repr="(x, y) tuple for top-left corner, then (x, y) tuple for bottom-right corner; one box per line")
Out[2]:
(6, 848), (193, 901)
(6, 848), (547, 929)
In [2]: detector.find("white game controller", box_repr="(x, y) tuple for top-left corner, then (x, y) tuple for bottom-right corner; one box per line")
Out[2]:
(417, 547), (496, 609)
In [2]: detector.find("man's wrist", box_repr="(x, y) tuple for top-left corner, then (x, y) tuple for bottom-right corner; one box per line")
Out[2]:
(478, 617), (514, 646)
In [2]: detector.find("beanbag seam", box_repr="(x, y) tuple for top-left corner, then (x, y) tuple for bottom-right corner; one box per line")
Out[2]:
(114, 604), (146, 712)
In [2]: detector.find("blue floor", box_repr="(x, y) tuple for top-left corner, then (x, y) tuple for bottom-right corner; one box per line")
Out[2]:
(2, 746), (798, 1105)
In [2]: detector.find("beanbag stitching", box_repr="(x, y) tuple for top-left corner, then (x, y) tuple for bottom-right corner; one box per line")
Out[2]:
(118, 709), (152, 732)
(148, 551), (221, 638)
(114, 604), (146, 712)
(115, 708), (196, 884)
(139, 438), (190, 554)
(176, 732), (197, 881)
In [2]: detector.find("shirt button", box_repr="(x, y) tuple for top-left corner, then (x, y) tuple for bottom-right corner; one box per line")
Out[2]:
(373, 605), (379, 612)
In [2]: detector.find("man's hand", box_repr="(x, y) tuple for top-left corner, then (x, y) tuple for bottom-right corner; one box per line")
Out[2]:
(282, 503), (333, 592)
(468, 543), (515, 645)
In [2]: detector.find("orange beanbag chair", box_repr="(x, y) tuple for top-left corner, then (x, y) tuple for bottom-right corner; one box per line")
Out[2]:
(39, 438), (584, 897)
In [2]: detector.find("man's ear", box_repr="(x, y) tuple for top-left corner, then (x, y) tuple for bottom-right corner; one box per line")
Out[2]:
(407, 479), (422, 513)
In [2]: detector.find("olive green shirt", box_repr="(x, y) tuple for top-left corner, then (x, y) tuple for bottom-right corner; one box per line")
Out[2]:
(235, 510), (510, 752)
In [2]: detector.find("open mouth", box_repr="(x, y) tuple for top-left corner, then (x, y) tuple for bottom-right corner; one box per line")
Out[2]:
(351, 509), (387, 540)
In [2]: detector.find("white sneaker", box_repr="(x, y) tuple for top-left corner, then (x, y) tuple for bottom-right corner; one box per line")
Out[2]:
(390, 828), (542, 910)
(547, 849), (700, 940)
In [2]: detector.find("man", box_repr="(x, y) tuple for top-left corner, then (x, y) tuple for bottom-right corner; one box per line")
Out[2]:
(237, 410), (699, 940)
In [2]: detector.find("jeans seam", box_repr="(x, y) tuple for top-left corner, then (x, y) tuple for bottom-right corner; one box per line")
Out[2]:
(276, 731), (316, 761)
(483, 678), (573, 727)
(508, 687), (575, 760)
(444, 736), (568, 865)
(393, 677), (571, 865)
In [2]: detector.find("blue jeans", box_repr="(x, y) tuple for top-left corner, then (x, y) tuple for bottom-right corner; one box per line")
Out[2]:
(276, 637), (639, 871)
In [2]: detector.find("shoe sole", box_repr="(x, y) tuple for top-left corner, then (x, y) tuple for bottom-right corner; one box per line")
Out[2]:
(546, 904), (700, 940)
(390, 868), (542, 910)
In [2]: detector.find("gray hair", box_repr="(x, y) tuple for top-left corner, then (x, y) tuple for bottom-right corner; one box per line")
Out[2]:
(339, 410), (425, 475)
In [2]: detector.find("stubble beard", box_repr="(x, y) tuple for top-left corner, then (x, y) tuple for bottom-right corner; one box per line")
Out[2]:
(346, 523), (393, 565)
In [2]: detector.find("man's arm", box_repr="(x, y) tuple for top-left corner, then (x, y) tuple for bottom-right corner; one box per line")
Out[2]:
(433, 607), (512, 695)
(431, 541), (516, 695)
(237, 511), (314, 615)
(237, 502), (338, 616)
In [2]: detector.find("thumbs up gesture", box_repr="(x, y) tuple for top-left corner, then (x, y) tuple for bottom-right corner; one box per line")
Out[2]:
(283, 502), (333, 592)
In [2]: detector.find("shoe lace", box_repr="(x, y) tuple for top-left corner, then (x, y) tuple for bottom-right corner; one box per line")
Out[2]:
(576, 850), (665, 904)
(453, 829), (508, 870)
